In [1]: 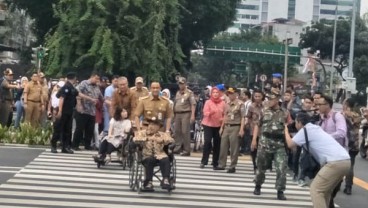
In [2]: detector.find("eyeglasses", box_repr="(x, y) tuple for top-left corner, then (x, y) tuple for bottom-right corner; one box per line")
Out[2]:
(315, 103), (328, 106)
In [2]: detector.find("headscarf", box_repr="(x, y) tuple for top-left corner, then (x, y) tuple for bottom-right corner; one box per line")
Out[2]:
(162, 88), (171, 99)
(210, 87), (222, 104)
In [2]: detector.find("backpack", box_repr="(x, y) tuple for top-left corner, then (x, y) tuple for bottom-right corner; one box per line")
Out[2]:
(324, 112), (356, 149)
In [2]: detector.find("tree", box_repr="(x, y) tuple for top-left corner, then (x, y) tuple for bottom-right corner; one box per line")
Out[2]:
(299, 17), (368, 91)
(44, 0), (183, 83)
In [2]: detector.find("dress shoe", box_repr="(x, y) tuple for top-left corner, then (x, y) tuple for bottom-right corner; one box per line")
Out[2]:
(199, 164), (205, 169)
(73, 147), (81, 151)
(213, 167), (225, 170)
(227, 168), (236, 173)
(51, 147), (58, 153)
(62, 148), (74, 154)
(343, 187), (352, 195)
(180, 152), (190, 156)
(253, 185), (261, 195)
(277, 191), (287, 200)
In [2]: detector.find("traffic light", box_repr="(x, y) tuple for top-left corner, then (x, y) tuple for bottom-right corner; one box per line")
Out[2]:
(31, 45), (49, 70)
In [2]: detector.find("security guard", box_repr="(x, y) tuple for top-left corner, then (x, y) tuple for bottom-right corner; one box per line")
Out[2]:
(51, 72), (79, 154)
(23, 73), (44, 127)
(135, 82), (172, 133)
(0, 68), (19, 127)
(130, 76), (149, 114)
(251, 88), (288, 200)
(173, 77), (196, 156)
(216, 87), (245, 173)
(39, 72), (49, 127)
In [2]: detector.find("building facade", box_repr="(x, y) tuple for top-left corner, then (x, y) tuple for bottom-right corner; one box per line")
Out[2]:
(228, 0), (361, 33)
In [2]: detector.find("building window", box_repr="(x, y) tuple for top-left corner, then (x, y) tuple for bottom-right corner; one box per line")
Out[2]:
(320, 9), (352, 16)
(321, 0), (353, 6)
(237, 4), (260, 10)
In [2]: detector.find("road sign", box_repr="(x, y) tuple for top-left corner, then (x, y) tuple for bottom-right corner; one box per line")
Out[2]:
(260, 74), (267, 82)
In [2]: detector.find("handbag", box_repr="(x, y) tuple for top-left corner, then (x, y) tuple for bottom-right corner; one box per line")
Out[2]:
(300, 127), (320, 179)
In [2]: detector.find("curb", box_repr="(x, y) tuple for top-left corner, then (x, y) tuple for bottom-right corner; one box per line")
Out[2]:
(0, 143), (47, 150)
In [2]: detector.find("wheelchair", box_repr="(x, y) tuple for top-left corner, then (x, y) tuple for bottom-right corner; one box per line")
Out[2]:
(93, 131), (135, 170)
(128, 142), (176, 194)
(191, 119), (203, 152)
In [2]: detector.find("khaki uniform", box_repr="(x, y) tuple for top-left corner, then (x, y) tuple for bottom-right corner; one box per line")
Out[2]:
(173, 89), (196, 153)
(0, 79), (13, 127)
(219, 99), (245, 169)
(111, 89), (135, 120)
(130, 86), (149, 114)
(24, 81), (43, 127)
(135, 96), (173, 129)
(40, 84), (49, 125)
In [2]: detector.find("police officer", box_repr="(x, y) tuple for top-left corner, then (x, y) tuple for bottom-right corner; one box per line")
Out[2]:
(135, 82), (172, 132)
(272, 73), (283, 92)
(130, 76), (149, 114)
(23, 73), (44, 127)
(216, 87), (245, 173)
(51, 72), (97, 153)
(173, 77), (196, 156)
(251, 88), (288, 200)
(0, 69), (19, 127)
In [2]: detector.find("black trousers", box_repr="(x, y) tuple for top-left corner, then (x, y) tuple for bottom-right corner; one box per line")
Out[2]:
(98, 140), (116, 155)
(293, 146), (302, 178)
(51, 113), (73, 149)
(201, 125), (221, 167)
(72, 112), (95, 149)
(142, 157), (170, 182)
(345, 150), (358, 188)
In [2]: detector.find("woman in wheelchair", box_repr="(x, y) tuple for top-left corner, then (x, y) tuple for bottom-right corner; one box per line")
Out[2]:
(133, 117), (174, 191)
(93, 107), (131, 163)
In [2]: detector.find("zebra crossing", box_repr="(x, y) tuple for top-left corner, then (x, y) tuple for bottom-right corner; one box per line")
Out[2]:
(0, 151), (315, 208)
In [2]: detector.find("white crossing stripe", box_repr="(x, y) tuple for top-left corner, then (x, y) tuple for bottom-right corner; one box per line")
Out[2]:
(0, 151), (315, 208)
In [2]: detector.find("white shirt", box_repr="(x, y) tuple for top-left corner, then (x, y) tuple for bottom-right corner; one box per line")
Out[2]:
(292, 123), (350, 165)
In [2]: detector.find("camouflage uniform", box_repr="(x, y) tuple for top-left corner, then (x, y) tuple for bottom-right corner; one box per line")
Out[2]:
(254, 106), (288, 191)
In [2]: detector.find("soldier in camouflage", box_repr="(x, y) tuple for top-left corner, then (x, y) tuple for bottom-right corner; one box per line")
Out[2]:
(251, 88), (288, 200)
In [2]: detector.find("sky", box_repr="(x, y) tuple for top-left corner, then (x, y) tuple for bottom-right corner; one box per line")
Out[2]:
(362, 0), (368, 15)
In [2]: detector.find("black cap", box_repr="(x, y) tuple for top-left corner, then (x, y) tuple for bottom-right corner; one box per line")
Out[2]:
(66, 72), (77, 79)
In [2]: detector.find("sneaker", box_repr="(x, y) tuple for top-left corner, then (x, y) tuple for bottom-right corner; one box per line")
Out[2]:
(161, 179), (171, 190)
(298, 179), (308, 187)
(143, 181), (154, 191)
(51, 147), (58, 153)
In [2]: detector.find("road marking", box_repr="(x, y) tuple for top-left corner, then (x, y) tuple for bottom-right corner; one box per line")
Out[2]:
(353, 177), (368, 191)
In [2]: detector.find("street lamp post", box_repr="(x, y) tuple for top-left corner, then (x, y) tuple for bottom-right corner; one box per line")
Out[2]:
(347, 0), (357, 98)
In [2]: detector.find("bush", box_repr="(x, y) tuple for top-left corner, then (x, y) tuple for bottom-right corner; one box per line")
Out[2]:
(0, 122), (53, 146)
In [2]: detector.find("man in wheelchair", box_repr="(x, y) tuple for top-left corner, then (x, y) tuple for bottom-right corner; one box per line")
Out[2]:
(133, 117), (175, 191)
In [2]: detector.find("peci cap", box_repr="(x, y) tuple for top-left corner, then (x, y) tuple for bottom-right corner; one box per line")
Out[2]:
(4, 68), (14, 76)
(66, 72), (77, 79)
(178, 77), (186, 84)
(135, 76), (144, 83)
(272, 73), (282, 78)
(266, 87), (281, 100)
(227, 87), (236, 94)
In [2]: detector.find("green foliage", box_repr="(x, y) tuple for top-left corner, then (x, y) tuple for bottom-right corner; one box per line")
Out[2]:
(0, 122), (52, 146)
(43, 0), (183, 82)
(299, 17), (368, 92)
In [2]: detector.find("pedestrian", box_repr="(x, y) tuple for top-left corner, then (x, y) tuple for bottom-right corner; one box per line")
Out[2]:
(110, 77), (135, 120)
(72, 72), (103, 150)
(342, 98), (362, 195)
(103, 75), (118, 134)
(200, 87), (225, 169)
(130, 76), (149, 115)
(216, 87), (245, 173)
(48, 80), (65, 122)
(0, 68), (19, 127)
(246, 89), (265, 174)
(134, 82), (172, 132)
(14, 76), (28, 128)
(284, 112), (350, 208)
(23, 73), (44, 127)
(173, 77), (196, 156)
(39, 72), (49, 127)
(251, 88), (288, 200)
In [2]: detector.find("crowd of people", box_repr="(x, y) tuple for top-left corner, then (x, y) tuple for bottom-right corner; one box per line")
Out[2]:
(1, 68), (368, 207)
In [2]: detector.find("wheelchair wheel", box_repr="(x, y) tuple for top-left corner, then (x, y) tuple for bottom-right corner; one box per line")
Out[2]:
(169, 158), (176, 192)
(129, 153), (138, 191)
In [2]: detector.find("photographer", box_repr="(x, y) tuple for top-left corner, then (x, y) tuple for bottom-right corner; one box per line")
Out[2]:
(284, 112), (350, 208)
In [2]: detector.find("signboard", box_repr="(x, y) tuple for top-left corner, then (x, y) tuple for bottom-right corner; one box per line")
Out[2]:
(260, 74), (267, 82)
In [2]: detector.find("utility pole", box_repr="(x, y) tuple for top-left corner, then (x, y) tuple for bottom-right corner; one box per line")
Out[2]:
(283, 31), (291, 94)
(347, 0), (357, 98)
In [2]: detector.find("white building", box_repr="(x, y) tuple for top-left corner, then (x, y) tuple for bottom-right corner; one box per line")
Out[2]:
(228, 0), (361, 33)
